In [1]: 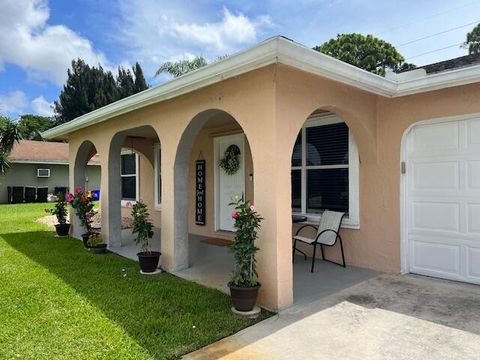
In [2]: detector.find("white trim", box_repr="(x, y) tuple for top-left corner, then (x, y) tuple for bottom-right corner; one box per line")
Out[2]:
(292, 113), (360, 228)
(214, 133), (245, 232)
(399, 112), (480, 274)
(42, 36), (480, 140)
(10, 160), (101, 166)
(154, 143), (161, 211)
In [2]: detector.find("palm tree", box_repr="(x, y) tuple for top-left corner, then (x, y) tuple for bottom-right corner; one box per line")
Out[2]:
(0, 116), (22, 175)
(155, 56), (208, 78)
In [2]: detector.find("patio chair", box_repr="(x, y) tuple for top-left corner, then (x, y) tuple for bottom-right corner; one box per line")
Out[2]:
(292, 210), (346, 272)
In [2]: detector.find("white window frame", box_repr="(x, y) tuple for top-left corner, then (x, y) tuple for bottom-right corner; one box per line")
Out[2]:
(120, 151), (139, 207)
(37, 168), (51, 178)
(292, 113), (360, 229)
(154, 143), (161, 210)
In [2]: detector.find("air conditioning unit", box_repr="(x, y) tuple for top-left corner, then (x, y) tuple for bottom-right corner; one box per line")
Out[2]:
(37, 168), (51, 178)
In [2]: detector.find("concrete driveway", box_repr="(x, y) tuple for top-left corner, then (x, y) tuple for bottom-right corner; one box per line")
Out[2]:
(185, 274), (480, 360)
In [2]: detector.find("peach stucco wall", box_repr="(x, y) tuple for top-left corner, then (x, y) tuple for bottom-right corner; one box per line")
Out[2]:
(67, 63), (480, 310)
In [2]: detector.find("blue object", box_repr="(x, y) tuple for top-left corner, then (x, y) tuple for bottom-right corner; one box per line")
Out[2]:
(91, 189), (100, 201)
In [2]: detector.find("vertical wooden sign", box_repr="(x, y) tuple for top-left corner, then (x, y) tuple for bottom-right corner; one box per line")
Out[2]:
(195, 160), (206, 225)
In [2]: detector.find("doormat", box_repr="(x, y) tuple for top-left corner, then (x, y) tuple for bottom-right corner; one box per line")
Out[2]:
(200, 238), (234, 247)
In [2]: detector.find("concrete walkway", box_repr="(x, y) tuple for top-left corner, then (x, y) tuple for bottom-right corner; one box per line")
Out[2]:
(185, 274), (480, 360)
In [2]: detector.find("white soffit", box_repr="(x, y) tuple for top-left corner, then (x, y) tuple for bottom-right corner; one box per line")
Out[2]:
(43, 36), (480, 139)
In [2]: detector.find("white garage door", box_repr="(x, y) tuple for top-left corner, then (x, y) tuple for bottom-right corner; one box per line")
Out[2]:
(406, 117), (480, 285)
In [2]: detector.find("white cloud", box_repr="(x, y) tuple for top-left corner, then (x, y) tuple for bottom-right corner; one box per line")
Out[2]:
(116, 2), (273, 77)
(0, 0), (110, 85)
(0, 91), (28, 115)
(31, 96), (54, 116)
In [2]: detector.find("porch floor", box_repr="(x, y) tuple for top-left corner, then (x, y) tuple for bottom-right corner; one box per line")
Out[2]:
(110, 233), (379, 306)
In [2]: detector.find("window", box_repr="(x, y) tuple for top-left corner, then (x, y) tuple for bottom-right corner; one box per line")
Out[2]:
(121, 153), (138, 201)
(154, 143), (161, 209)
(291, 114), (359, 227)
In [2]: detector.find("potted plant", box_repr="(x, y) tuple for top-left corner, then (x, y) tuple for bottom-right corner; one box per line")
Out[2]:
(228, 196), (263, 312)
(66, 188), (101, 249)
(132, 200), (160, 272)
(45, 194), (70, 236)
(88, 232), (107, 254)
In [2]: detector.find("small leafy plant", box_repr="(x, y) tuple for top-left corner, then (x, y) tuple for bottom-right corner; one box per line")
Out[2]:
(87, 233), (103, 247)
(66, 187), (96, 235)
(229, 196), (262, 288)
(131, 200), (154, 253)
(45, 194), (68, 225)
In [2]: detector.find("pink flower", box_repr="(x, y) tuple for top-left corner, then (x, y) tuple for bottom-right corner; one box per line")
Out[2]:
(249, 205), (255, 212)
(85, 212), (92, 220)
(231, 211), (239, 220)
(65, 193), (74, 202)
(125, 201), (132, 208)
(80, 197), (88, 203)
(75, 187), (83, 195)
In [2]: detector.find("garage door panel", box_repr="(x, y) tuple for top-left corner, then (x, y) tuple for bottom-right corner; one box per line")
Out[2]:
(412, 201), (459, 232)
(467, 119), (480, 146)
(467, 161), (480, 190)
(410, 121), (459, 156)
(412, 161), (459, 190)
(410, 241), (460, 275)
(466, 248), (480, 282)
(467, 204), (480, 234)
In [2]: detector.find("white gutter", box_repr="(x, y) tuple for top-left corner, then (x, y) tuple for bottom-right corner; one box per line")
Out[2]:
(42, 36), (480, 140)
(10, 160), (100, 166)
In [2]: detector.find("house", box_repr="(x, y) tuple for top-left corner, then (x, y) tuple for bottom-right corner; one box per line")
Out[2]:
(43, 36), (480, 311)
(1, 140), (101, 203)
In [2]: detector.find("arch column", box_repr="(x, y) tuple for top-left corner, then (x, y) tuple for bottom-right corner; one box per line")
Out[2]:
(102, 133), (125, 249)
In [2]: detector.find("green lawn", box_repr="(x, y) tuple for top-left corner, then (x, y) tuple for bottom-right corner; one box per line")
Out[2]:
(0, 203), (269, 359)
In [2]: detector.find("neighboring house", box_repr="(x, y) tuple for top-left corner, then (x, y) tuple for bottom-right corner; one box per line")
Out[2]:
(43, 36), (480, 311)
(0, 140), (101, 203)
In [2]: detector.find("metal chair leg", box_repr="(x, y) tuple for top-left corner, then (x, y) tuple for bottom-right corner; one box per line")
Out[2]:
(320, 244), (325, 260)
(311, 243), (317, 273)
(292, 238), (297, 264)
(339, 236), (346, 267)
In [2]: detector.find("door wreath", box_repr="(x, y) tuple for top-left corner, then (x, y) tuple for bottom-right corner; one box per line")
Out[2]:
(219, 144), (241, 175)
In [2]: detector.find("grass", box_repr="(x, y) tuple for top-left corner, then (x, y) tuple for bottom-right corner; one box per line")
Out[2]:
(0, 203), (270, 359)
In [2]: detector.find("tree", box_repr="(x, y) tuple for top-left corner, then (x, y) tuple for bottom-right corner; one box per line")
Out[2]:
(465, 24), (480, 54)
(54, 59), (149, 124)
(155, 56), (208, 78)
(17, 114), (55, 141)
(314, 33), (415, 76)
(0, 116), (22, 175)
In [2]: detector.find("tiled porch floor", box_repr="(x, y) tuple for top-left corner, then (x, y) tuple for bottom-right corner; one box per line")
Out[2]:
(110, 232), (379, 305)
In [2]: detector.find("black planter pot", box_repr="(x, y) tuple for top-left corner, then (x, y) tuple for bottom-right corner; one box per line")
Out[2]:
(55, 223), (70, 237)
(137, 251), (161, 273)
(81, 233), (91, 248)
(229, 283), (261, 312)
(90, 243), (107, 254)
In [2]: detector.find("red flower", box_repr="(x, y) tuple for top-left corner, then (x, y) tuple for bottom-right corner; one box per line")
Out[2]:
(75, 187), (83, 195)
(80, 197), (88, 203)
(65, 193), (74, 202)
(231, 211), (239, 220)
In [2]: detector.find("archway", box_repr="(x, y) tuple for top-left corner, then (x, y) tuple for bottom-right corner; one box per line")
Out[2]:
(107, 125), (161, 251)
(171, 109), (254, 287)
(289, 109), (372, 304)
(72, 140), (102, 239)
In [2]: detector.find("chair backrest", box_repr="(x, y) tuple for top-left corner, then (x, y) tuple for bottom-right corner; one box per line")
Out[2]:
(317, 210), (345, 245)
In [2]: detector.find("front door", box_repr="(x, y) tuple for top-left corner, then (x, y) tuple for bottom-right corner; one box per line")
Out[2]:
(215, 133), (245, 232)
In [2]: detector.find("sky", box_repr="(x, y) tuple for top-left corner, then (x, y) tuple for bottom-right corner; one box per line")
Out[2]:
(1, 0), (479, 118)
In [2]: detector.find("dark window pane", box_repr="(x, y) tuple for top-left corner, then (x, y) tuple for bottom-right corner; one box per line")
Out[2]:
(121, 176), (136, 200)
(306, 123), (348, 166)
(307, 168), (348, 213)
(291, 132), (302, 167)
(121, 154), (136, 175)
(291, 170), (301, 212)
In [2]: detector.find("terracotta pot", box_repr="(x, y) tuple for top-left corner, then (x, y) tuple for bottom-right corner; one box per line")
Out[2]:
(229, 283), (261, 312)
(55, 223), (70, 237)
(137, 251), (161, 273)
